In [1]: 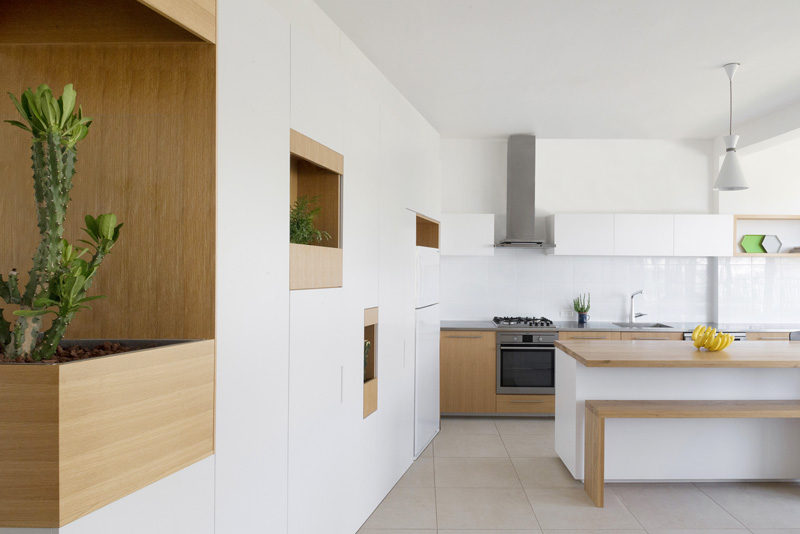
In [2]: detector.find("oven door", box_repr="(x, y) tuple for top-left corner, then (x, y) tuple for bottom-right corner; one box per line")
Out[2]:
(496, 344), (555, 394)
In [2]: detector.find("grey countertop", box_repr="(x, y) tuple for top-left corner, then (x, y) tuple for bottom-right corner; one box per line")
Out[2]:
(441, 320), (800, 333)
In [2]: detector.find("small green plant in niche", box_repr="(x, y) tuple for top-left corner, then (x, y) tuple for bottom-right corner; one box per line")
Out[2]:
(363, 339), (371, 382)
(290, 195), (330, 245)
(573, 293), (590, 314)
(1, 84), (122, 362)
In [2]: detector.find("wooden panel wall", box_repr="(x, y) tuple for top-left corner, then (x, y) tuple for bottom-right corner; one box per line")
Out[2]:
(292, 157), (342, 248)
(416, 214), (440, 248)
(0, 0), (203, 43)
(0, 44), (215, 340)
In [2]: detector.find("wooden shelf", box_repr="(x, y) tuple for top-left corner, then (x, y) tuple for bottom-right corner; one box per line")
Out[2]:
(290, 130), (343, 290)
(416, 213), (440, 248)
(733, 214), (800, 256)
(363, 307), (379, 418)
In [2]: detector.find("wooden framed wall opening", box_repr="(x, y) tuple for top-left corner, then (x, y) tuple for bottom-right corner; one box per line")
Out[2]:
(0, 0), (216, 528)
(289, 129), (344, 290)
(363, 307), (378, 418)
(416, 213), (440, 248)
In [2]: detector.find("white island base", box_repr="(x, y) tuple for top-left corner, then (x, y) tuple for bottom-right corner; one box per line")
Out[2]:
(555, 349), (800, 481)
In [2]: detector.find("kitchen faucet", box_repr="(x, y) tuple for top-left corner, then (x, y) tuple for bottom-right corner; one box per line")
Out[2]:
(630, 290), (647, 323)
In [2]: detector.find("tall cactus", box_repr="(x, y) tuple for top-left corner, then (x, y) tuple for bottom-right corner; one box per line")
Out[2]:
(1, 84), (122, 362)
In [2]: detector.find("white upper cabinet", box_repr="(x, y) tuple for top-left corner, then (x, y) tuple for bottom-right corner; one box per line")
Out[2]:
(440, 214), (495, 256)
(549, 214), (614, 255)
(614, 214), (674, 256)
(673, 214), (733, 257)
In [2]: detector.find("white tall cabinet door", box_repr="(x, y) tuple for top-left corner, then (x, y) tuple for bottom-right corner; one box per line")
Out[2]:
(549, 214), (615, 255)
(614, 214), (674, 256)
(414, 303), (440, 457)
(440, 214), (495, 256)
(674, 215), (733, 257)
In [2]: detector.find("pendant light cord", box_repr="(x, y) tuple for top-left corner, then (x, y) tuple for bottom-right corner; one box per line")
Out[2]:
(729, 79), (733, 136)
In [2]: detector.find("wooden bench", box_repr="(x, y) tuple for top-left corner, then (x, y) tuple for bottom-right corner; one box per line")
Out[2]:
(584, 399), (800, 507)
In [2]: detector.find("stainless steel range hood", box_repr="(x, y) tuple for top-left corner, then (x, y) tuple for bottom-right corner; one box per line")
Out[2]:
(497, 135), (555, 248)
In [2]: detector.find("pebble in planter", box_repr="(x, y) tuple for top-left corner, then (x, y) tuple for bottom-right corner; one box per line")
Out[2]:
(2, 84), (121, 362)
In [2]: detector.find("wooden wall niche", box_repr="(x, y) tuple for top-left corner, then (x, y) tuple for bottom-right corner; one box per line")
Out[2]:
(363, 307), (378, 418)
(0, 40), (215, 340)
(416, 213), (440, 248)
(290, 129), (344, 290)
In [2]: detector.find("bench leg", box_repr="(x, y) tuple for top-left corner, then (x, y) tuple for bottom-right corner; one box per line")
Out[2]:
(584, 407), (604, 507)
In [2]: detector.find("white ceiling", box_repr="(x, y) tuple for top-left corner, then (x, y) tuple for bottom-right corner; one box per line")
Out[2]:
(314, 0), (800, 139)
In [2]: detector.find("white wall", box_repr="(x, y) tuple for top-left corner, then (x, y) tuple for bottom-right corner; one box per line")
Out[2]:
(216, 1), (292, 533)
(216, 2), (441, 534)
(440, 137), (800, 325)
(720, 132), (800, 215)
(442, 138), (714, 242)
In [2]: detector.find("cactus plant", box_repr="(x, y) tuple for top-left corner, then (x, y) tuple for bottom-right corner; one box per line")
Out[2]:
(1, 84), (122, 362)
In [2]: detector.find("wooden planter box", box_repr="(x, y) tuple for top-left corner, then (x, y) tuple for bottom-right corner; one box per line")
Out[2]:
(0, 339), (215, 528)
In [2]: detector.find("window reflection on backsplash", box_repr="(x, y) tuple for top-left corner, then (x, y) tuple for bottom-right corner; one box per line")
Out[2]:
(718, 257), (800, 323)
(440, 248), (800, 324)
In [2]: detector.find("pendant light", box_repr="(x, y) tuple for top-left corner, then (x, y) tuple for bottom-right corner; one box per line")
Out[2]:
(713, 63), (748, 191)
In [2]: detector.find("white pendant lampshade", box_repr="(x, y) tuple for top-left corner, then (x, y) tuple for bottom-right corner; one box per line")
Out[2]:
(714, 63), (748, 191)
(714, 134), (748, 191)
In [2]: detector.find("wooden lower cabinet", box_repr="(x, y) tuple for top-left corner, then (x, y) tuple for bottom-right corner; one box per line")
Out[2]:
(440, 331), (496, 413)
(747, 331), (791, 340)
(620, 331), (684, 340)
(560, 331), (620, 340)
(496, 394), (555, 414)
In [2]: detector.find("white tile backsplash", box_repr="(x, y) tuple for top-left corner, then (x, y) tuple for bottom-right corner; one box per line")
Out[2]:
(441, 252), (800, 325)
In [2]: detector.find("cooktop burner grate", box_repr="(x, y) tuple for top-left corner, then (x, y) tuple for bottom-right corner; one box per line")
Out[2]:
(493, 316), (554, 328)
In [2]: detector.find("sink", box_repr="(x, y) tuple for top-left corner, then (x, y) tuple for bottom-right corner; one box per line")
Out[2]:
(612, 322), (674, 329)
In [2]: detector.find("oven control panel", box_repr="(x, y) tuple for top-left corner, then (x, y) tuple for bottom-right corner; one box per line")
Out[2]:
(497, 332), (558, 344)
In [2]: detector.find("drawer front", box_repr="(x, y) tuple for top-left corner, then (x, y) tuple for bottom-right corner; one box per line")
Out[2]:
(559, 331), (621, 340)
(747, 331), (791, 341)
(620, 332), (684, 341)
(496, 394), (555, 414)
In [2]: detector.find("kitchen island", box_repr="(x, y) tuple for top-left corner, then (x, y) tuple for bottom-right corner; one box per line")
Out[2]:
(555, 339), (800, 481)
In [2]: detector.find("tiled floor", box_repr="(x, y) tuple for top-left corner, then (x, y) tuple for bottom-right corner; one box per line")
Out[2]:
(358, 416), (800, 534)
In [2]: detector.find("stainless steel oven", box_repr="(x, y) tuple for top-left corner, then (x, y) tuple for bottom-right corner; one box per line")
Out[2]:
(496, 332), (558, 394)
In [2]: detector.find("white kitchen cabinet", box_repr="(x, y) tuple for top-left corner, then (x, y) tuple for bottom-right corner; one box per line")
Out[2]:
(440, 214), (495, 256)
(674, 215), (733, 257)
(614, 214), (674, 256)
(548, 214), (615, 255)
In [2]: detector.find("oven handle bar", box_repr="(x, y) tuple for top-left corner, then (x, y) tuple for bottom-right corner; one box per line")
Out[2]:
(499, 345), (555, 350)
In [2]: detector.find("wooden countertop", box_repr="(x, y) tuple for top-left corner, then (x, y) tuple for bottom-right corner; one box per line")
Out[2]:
(555, 340), (800, 368)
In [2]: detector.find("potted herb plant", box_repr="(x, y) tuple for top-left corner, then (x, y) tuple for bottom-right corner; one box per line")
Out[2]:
(573, 293), (591, 324)
(0, 84), (214, 528)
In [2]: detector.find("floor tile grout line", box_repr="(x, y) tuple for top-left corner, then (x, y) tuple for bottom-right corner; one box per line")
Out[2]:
(608, 484), (648, 532)
(692, 481), (750, 530)
(498, 417), (544, 531)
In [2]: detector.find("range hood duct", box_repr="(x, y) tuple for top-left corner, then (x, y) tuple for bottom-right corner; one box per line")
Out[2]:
(497, 134), (554, 248)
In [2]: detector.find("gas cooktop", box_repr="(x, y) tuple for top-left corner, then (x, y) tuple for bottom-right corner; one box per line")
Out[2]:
(492, 316), (554, 328)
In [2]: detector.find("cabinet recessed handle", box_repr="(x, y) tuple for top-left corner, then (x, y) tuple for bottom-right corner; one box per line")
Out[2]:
(634, 337), (671, 340)
(509, 400), (545, 404)
(758, 337), (788, 340)
(573, 337), (607, 339)
(445, 335), (482, 338)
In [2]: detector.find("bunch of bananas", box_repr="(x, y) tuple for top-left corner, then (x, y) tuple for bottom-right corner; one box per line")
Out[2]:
(691, 325), (734, 351)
